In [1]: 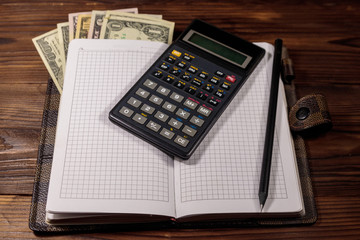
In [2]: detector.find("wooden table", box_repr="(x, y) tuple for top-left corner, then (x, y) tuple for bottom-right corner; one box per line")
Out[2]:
(1, 0), (359, 239)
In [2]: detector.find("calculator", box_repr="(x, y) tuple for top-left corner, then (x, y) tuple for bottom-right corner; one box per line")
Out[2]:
(109, 19), (265, 159)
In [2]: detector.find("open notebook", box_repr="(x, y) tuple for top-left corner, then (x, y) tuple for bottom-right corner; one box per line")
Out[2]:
(46, 39), (303, 225)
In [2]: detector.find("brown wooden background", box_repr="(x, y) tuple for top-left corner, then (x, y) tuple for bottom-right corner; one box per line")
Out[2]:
(1, 0), (359, 239)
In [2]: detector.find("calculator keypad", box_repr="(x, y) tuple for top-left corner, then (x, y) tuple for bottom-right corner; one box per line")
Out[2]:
(112, 46), (243, 158)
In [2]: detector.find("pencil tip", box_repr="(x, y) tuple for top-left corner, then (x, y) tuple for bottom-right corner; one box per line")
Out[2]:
(260, 204), (264, 212)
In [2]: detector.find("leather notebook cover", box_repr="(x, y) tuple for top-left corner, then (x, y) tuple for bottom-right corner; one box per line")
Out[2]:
(29, 78), (317, 232)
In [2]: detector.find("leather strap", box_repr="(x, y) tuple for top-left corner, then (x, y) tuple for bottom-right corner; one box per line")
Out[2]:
(289, 94), (332, 136)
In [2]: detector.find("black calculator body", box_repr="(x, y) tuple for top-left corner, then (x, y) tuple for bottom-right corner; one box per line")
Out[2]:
(109, 19), (265, 159)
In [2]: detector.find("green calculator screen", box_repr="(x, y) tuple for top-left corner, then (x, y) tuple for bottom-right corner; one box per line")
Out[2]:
(183, 30), (252, 68)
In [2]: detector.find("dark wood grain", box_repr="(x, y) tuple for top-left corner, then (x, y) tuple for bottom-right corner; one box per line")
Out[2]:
(0, 0), (359, 239)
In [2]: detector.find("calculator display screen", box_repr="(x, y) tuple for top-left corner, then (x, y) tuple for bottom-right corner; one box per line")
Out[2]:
(183, 30), (252, 68)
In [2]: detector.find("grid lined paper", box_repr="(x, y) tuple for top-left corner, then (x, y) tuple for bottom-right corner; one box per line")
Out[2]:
(59, 47), (172, 202)
(179, 54), (288, 202)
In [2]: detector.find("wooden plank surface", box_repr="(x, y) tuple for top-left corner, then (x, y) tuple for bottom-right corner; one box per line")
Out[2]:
(0, 0), (359, 239)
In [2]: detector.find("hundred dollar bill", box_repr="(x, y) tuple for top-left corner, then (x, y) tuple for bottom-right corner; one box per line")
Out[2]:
(100, 13), (174, 44)
(75, 14), (91, 39)
(68, 11), (91, 41)
(32, 29), (64, 93)
(88, 8), (139, 39)
(57, 22), (69, 73)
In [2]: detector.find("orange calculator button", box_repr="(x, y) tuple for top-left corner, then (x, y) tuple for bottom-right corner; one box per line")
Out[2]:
(171, 50), (182, 57)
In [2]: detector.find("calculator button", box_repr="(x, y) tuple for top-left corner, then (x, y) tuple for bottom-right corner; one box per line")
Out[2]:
(146, 121), (161, 132)
(160, 128), (175, 139)
(203, 84), (214, 93)
(177, 61), (187, 69)
(163, 75), (174, 84)
(176, 108), (190, 120)
(152, 70), (163, 78)
(127, 97), (142, 108)
(198, 72), (208, 80)
(209, 77), (219, 85)
(157, 86), (171, 96)
(184, 99), (198, 110)
(185, 87), (196, 95)
(226, 75), (236, 83)
(159, 63), (170, 71)
(215, 70), (225, 77)
(132, 113), (147, 124)
(170, 67), (181, 76)
(143, 79), (157, 89)
(165, 56), (176, 63)
(149, 95), (163, 105)
(119, 106), (134, 118)
(154, 111), (169, 122)
(168, 118), (183, 129)
(183, 54), (192, 62)
(192, 78), (203, 87)
(141, 104), (155, 114)
(174, 81), (185, 89)
(171, 50), (182, 57)
(208, 99), (219, 107)
(188, 66), (198, 74)
(197, 106), (212, 117)
(190, 116), (204, 127)
(182, 125), (197, 137)
(135, 88), (150, 98)
(220, 83), (231, 90)
(180, 74), (191, 81)
(162, 101), (177, 112)
(174, 135), (189, 147)
(215, 90), (225, 98)
(196, 92), (207, 101)
(170, 92), (184, 103)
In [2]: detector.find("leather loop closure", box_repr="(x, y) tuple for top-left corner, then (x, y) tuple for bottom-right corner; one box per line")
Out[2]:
(289, 94), (332, 135)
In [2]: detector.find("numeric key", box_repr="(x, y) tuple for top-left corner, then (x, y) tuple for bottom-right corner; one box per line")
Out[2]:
(141, 104), (155, 114)
(127, 97), (141, 108)
(143, 79), (157, 89)
(149, 95), (163, 105)
(157, 86), (171, 96)
(154, 111), (169, 122)
(162, 101), (177, 112)
(119, 106), (134, 118)
(136, 88), (150, 98)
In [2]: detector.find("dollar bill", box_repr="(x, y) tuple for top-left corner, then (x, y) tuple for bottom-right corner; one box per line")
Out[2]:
(100, 13), (174, 44)
(88, 8), (139, 39)
(57, 22), (69, 73)
(105, 11), (163, 22)
(106, 11), (163, 21)
(140, 14), (163, 19)
(68, 11), (91, 41)
(32, 29), (64, 93)
(75, 14), (92, 39)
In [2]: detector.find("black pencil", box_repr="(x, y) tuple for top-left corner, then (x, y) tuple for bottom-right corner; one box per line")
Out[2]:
(258, 39), (283, 212)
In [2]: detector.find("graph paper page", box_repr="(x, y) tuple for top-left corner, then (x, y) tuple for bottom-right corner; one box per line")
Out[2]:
(46, 40), (175, 218)
(174, 43), (303, 218)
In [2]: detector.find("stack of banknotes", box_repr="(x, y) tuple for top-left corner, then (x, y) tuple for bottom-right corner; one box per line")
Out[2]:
(32, 8), (175, 93)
